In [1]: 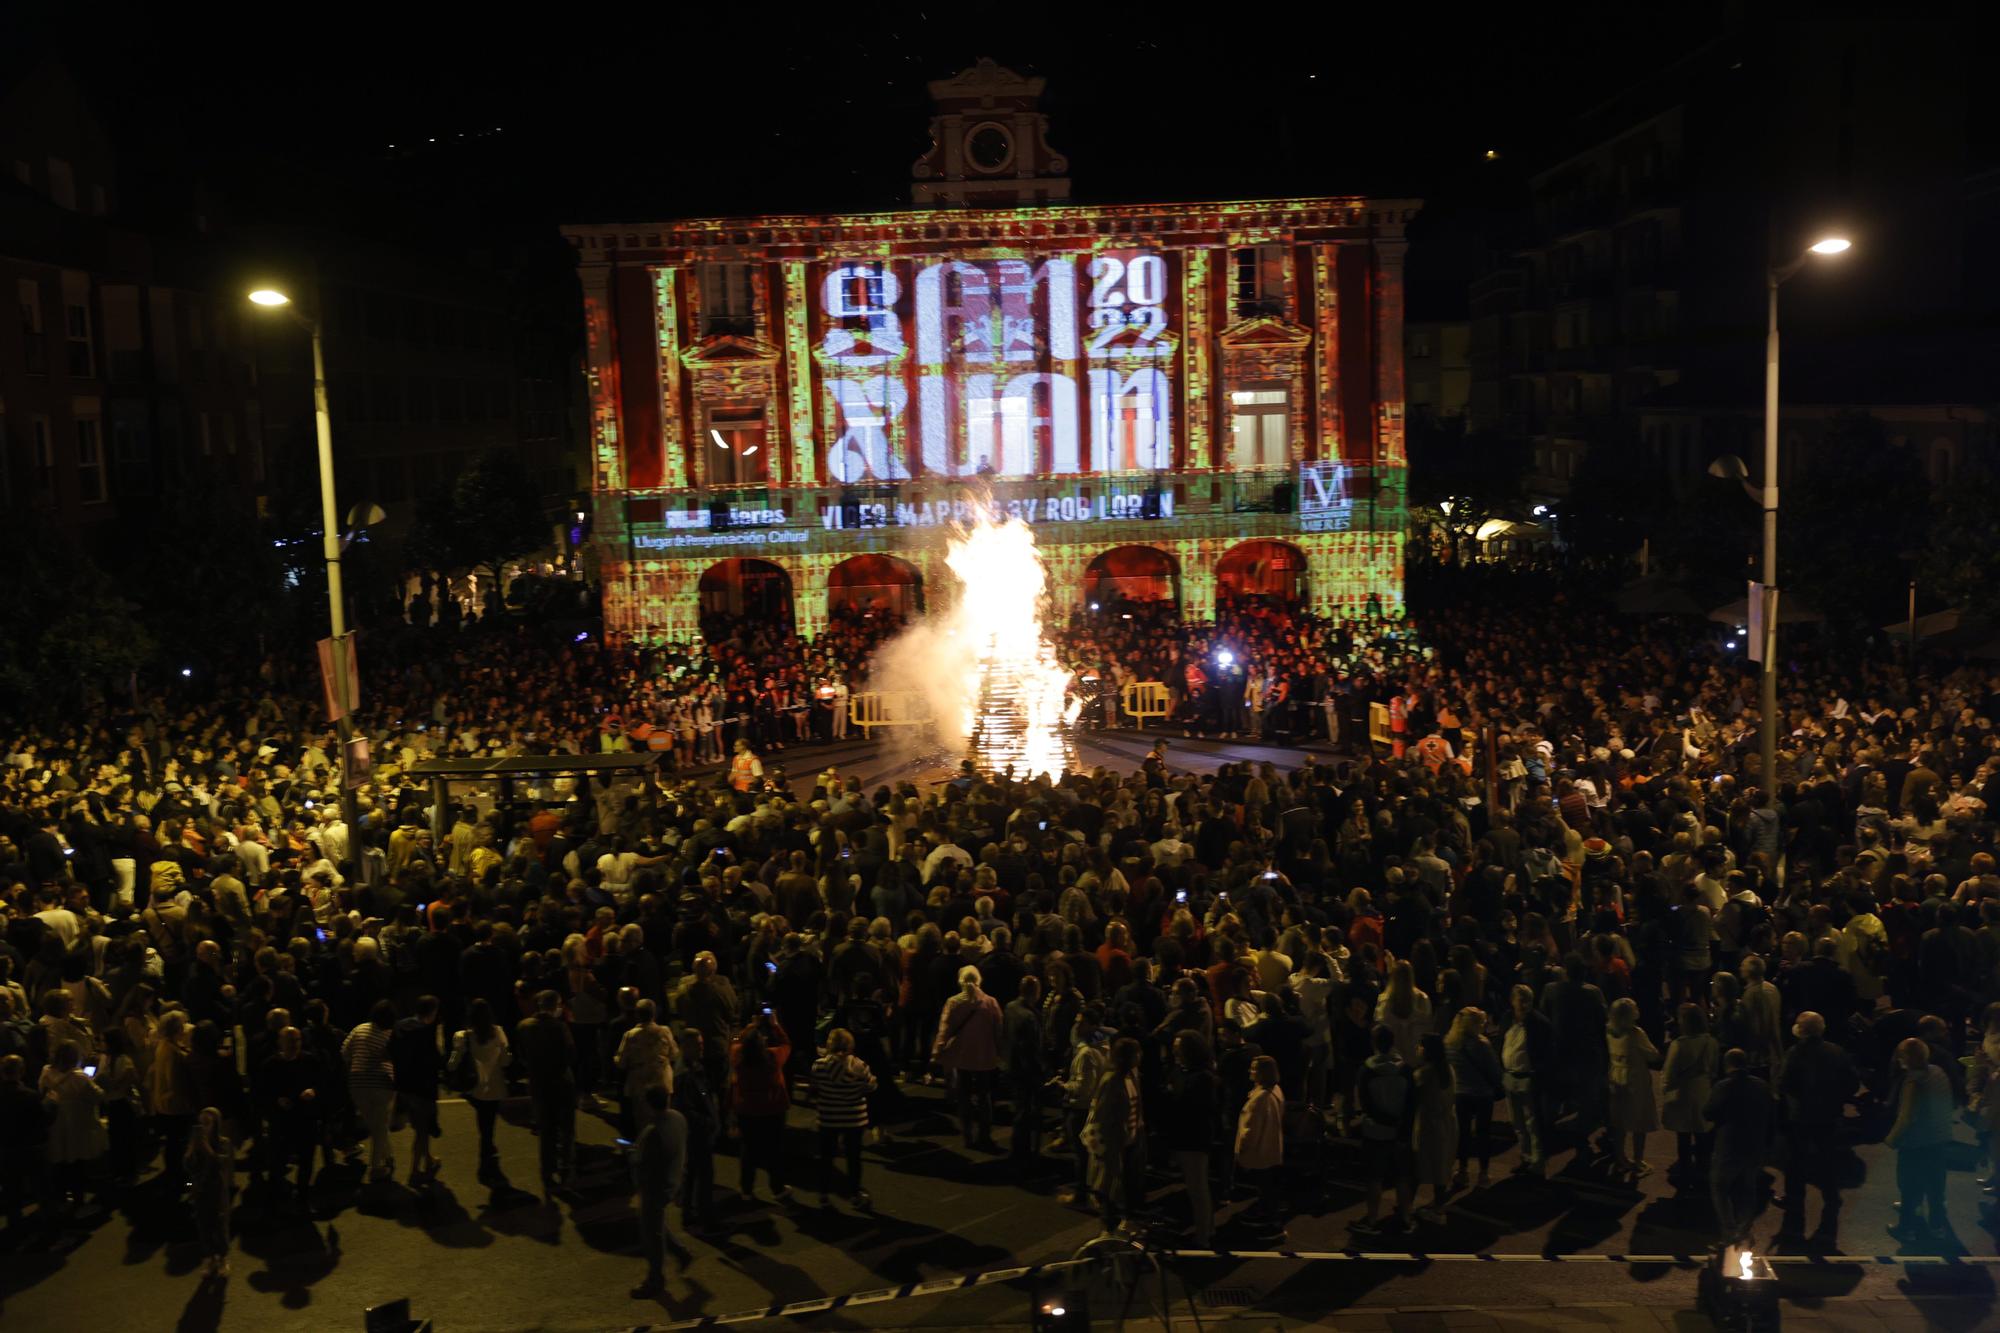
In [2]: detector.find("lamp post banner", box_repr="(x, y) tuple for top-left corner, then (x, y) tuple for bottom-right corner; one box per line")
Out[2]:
(316, 634), (361, 721)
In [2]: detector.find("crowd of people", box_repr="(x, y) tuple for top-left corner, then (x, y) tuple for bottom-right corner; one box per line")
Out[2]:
(6, 568), (2000, 1305)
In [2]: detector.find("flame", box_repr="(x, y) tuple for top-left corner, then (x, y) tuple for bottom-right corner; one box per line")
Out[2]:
(944, 506), (1078, 780)
(1737, 1251), (1755, 1281)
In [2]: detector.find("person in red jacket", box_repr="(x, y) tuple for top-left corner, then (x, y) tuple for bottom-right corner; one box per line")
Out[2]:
(730, 1010), (792, 1201)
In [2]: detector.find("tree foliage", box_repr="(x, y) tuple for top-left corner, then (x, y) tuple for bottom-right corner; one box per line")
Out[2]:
(404, 449), (549, 579)
(0, 515), (154, 714)
(1406, 415), (1530, 558)
(1782, 411), (1930, 645)
(103, 485), (295, 674)
(1916, 463), (2000, 624)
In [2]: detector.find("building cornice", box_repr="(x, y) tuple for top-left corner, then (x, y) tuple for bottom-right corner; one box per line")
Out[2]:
(562, 196), (1421, 263)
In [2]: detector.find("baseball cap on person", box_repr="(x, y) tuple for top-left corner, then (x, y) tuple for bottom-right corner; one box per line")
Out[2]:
(256, 745), (278, 759)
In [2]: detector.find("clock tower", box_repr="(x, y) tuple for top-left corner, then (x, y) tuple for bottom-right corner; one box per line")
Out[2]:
(911, 58), (1071, 209)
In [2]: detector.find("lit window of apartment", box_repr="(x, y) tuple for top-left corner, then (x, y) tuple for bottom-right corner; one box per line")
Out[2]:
(1229, 382), (1290, 471)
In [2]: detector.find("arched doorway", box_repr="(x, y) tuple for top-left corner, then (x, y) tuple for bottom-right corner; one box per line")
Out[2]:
(1083, 545), (1178, 609)
(828, 553), (924, 621)
(698, 558), (794, 637)
(1216, 539), (1307, 607)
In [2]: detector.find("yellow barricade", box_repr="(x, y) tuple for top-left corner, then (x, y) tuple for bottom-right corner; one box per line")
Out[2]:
(1120, 680), (1171, 726)
(848, 691), (934, 735)
(1369, 701), (1394, 749)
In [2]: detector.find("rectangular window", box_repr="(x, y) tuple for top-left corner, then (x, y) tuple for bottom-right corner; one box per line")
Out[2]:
(706, 406), (768, 485)
(699, 263), (754, 334)
(46, 157), (75, 210)
(75, 416), (105, 503)
(1228, 383), (1289, 471)
(18, 277), (45, 374)
(65, 302), (93, 375)
(30, 416), (53, 502)
(1232, 245), (1286, 317)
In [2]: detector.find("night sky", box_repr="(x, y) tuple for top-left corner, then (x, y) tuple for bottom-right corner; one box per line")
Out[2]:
(10, 3), (1753, 316)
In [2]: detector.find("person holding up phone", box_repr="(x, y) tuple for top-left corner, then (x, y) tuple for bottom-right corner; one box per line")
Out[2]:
(730, 1010), (793, 1201)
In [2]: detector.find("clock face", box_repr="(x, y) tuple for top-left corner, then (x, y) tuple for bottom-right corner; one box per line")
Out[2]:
(966, 123), (1013, 173)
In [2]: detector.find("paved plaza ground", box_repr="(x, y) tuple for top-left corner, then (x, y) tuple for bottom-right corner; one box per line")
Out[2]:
(3, 1070), (1998, 1332)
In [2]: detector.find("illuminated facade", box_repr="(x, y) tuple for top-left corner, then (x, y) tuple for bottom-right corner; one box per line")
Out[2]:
(564, 68), (1416, 644)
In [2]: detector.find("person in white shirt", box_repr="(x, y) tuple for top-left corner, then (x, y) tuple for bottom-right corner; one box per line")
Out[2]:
(829, 677), (851, 739)
(34, 888), (83, 950)
(922, 837), (972, 885)
(315, 810), (350, 870)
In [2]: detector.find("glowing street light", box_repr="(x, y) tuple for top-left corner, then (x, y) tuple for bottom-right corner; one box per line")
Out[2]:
(1740, 232), (1855, 796)
(248, 279), (360, 852)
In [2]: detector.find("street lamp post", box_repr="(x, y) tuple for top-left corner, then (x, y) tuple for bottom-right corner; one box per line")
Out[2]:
(1714, 235), (1851, 804)
(249, 284), (362, 869)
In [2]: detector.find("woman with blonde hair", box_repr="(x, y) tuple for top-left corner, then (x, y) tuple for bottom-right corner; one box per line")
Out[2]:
(1373, 960), (1432, 1064)
(1605, 997), (1662, 1176)
(1660, 1003), (1719, 1181)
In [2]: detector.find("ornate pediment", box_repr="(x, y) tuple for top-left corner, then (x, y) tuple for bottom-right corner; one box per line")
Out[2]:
(680, 333), (781, 369)
(1218, 315), (1313, 350)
